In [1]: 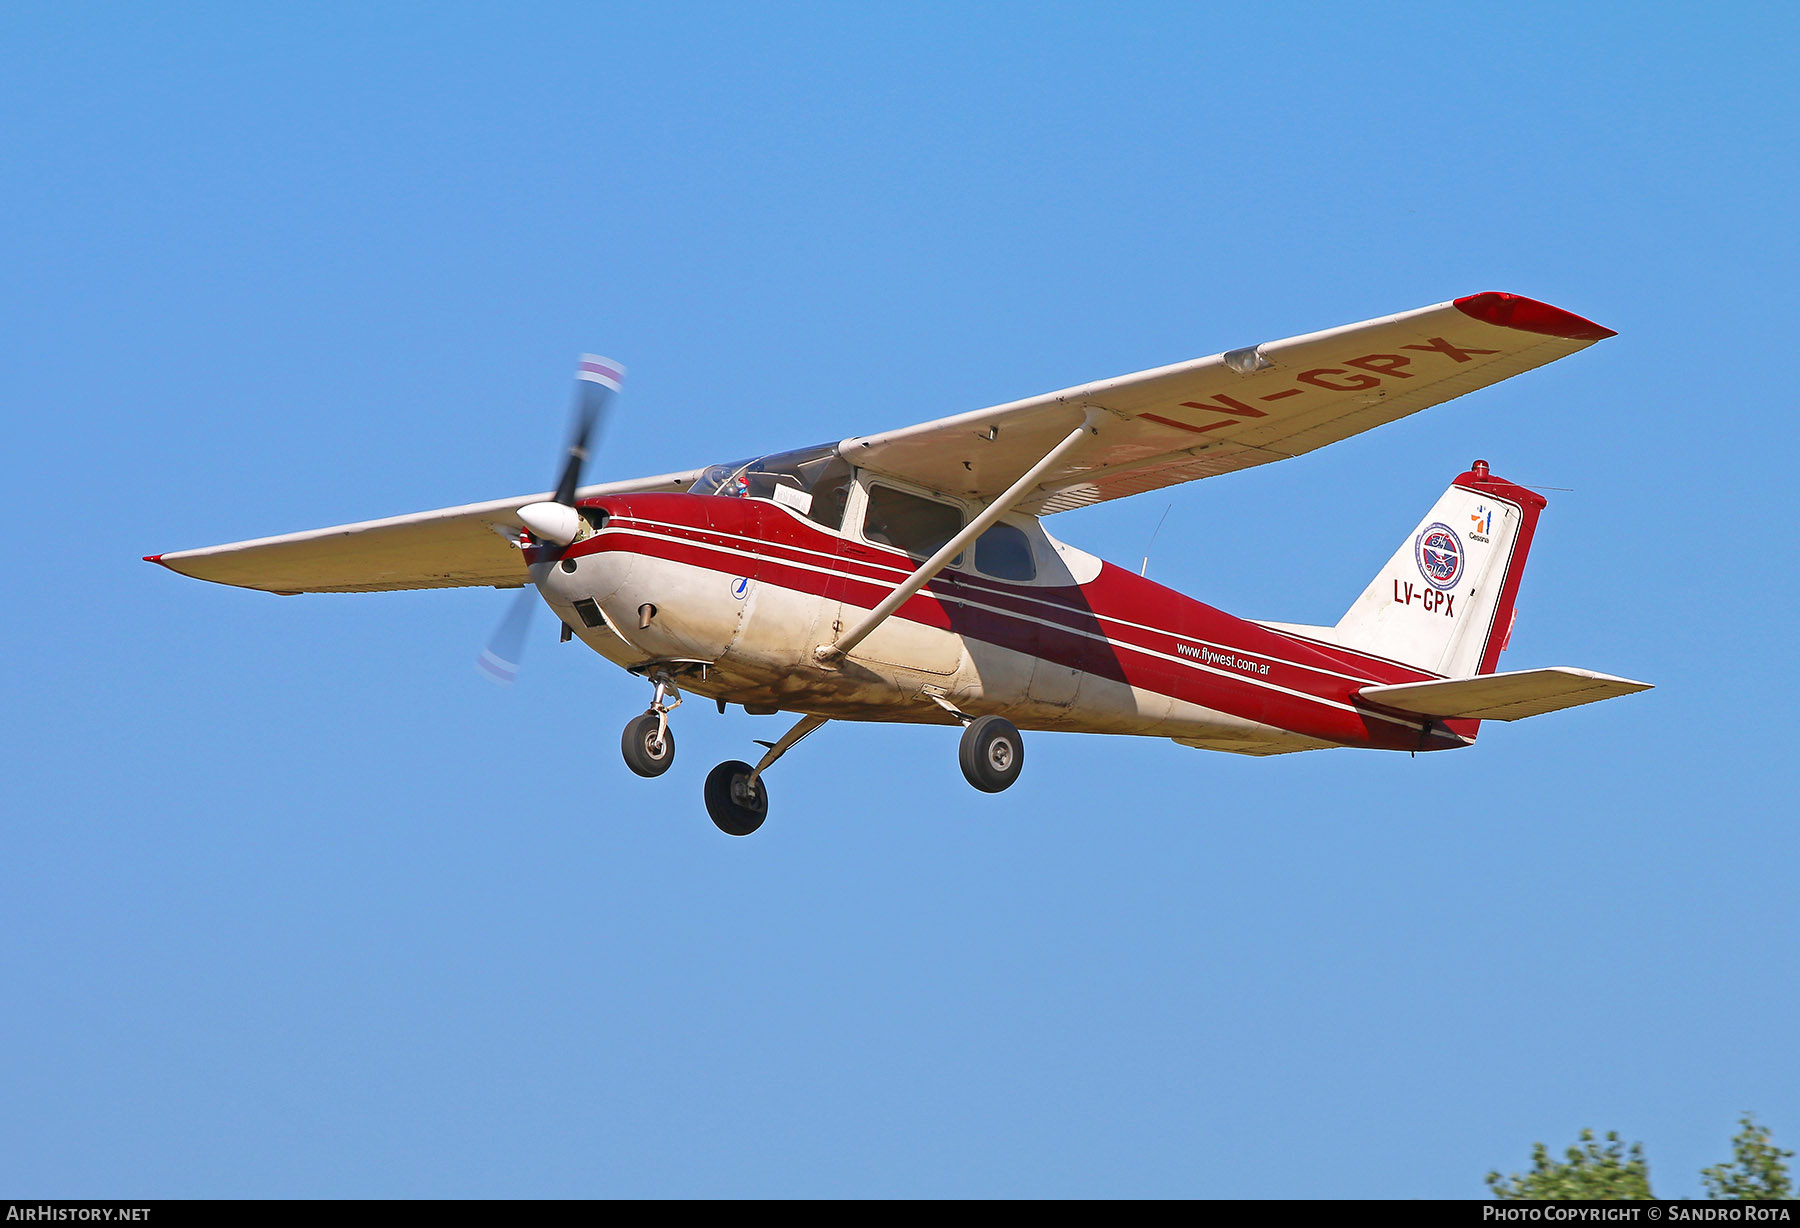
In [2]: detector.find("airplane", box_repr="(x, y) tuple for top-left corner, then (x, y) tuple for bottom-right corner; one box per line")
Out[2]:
(146, 291), (1652, 836)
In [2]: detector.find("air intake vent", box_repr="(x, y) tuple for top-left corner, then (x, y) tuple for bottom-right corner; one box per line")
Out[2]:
(572, 598), (607, 629)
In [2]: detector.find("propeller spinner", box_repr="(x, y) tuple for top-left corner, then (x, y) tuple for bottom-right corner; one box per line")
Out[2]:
(477, 354), (625, 685)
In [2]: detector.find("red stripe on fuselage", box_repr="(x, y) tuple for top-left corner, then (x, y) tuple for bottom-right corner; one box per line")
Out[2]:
(555, 494), (1469, 749)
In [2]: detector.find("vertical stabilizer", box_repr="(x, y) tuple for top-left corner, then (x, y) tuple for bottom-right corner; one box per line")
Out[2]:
(1329, 462), (1546, 677)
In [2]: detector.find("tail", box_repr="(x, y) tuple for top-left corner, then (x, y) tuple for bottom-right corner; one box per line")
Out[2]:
(1263, 460), (1652, 726)
(1325, 459), (1544, 677)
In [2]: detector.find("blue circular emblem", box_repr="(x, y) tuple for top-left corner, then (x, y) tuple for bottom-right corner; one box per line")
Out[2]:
(1414, 523), (1464, 591)
(730, 577), (750, 600)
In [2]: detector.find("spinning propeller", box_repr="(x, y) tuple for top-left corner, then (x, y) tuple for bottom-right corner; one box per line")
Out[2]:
(476, 355), (625, 685)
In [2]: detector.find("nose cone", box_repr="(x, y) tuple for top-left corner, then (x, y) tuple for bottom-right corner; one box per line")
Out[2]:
(517, 501), (581, 545)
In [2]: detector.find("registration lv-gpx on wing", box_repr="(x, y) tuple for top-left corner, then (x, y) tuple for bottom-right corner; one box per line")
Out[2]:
(149, 292), (1652, 836)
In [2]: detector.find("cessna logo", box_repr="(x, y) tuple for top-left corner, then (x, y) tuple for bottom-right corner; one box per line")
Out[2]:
(1468, 504), (1494, 544)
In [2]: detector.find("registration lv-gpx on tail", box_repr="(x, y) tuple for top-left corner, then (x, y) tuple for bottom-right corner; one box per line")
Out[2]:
(149, 292), (1651, 836)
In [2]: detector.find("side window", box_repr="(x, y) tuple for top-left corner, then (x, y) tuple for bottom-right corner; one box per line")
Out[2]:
(975, 521), (1036, 581)
(864, 485), (963, 561)
(807, 469), (853, 532)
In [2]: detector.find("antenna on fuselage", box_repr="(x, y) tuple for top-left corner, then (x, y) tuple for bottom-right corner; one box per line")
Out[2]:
(1139, 503), (1173, 578)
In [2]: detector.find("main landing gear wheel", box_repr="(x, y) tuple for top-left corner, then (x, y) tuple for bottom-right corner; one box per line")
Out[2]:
(959, 715), (1024, 793)
(621, 712), (676, 777)
(704, 760), (769, 836)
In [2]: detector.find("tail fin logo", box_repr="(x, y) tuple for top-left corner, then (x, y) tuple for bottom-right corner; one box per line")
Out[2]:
(1414, 523), (1465, 590)
(1469, 505), (1493, 542)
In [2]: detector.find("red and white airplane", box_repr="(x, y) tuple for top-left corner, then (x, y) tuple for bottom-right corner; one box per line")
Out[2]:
(148, 292), (1650, 835)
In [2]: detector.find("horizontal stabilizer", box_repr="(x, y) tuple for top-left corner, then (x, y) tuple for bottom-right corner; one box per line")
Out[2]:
(1356, 667), (1652, 722)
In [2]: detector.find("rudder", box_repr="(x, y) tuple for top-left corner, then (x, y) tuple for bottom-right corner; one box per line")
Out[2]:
(1327, 460), (1546, 677)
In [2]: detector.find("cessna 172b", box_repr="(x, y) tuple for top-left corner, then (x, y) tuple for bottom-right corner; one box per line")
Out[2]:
(148, 292), (1650, 835)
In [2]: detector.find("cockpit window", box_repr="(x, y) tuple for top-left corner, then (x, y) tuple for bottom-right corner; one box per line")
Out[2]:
(864, 484), (964, 562)
(690, 443), (854, 531)
(692, 458), (756, 499)
(807, 467), (853, 532)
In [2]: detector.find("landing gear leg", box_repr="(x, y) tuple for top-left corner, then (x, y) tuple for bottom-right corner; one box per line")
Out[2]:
(704, 713), (828, 836)
(621, 672), (682, 778)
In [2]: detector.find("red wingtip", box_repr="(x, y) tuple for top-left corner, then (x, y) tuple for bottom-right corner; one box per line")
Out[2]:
(143, 554), (165, 564)
(1454, 292), (1616, 341)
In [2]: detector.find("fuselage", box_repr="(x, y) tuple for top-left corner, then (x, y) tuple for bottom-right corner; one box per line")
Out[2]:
(530, 485), (1474, 756)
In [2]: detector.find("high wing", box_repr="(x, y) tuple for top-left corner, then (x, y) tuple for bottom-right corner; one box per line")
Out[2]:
(147, 470), (702, 594)
(841, 292), (1614, 513)
(151, 292), (1609, 595)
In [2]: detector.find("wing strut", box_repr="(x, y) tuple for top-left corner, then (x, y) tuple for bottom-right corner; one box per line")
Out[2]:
(818, 409), (1103, 664)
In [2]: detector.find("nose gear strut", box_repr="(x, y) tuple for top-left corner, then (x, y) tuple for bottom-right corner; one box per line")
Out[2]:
(620, 669), (683, 777)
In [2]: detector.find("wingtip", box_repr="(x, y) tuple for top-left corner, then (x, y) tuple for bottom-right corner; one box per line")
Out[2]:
(1454, 291), (1617, 341)
(143, 554), (165, 564)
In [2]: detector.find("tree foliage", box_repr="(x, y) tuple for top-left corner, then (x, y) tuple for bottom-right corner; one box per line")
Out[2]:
(1701, 1114), (1794, 1200)
(1490, 1117), (1795, 1200)
(1487, 1129), (1655, 1200)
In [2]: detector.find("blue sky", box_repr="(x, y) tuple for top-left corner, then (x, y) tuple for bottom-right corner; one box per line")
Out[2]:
(3, 2), (1795, 1198)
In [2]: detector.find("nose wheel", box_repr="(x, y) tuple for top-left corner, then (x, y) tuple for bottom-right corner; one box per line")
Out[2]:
(621, 712), (675, 777)
(621, 672), (682, 778)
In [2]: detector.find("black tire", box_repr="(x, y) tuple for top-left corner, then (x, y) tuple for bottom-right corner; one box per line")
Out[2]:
(621, 712), (675, 778)
(958, 715), (1024, 793)
(704, 760), (769, 836)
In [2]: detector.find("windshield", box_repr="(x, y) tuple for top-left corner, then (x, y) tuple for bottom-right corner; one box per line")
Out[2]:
(690, 442), (854, 531)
